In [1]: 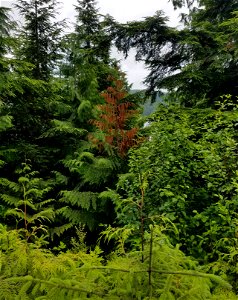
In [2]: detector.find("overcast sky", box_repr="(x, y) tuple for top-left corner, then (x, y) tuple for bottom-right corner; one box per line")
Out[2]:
(62, 0), (180, 24)
(61, 0), (183, 89)
(4, 0), (183, 89)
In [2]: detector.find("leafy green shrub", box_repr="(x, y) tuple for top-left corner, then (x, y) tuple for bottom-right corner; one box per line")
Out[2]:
(114, 99), (238, 286)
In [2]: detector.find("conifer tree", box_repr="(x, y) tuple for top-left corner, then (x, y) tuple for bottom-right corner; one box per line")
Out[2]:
(15, 0), (64, 80)
(0, 101), (12, 172)
(0, 6), (16, 170)
(0, 5), (16, 79)
(0, 1), (64, 227)
(0, 0), (65, 173)
(61, 0), (116, 114)
(111, 0), (238, 106)
(75, 0), (111, 64)
(0, 7), (13, 58)
(90, 78), (139, 157)
(169, 0), (199, 10)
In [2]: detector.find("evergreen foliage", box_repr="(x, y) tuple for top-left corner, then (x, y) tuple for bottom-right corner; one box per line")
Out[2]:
(0, 100), (12, 133)
(0, 6), (14, 59)
(15, 0), (64, 80)
(110, 0), (238, 105)
(0, 0), (238, 297)
(75, 0), (110, 63)
(0, 224), (232, 299)
(0, 161), (55, 239)
(90, 77), (139, 157)
(168, 0), (195, 10)
(0, 100), (12, 172)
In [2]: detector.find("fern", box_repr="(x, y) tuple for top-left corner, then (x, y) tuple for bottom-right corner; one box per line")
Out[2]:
(49, 223), (73, 240)
(58, 187), (115, 231)
(0, 161), (55, 238)
(0, 100), (12, 133)
(0, 224), (234, 300)
(58, 206), (98, 231)
(41, 119), (86, 138)
(60, 190), (97, 209)
(62, 151), (115, 185)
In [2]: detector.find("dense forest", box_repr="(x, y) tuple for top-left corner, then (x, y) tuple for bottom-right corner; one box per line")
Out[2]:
(0, 0), (238, 298)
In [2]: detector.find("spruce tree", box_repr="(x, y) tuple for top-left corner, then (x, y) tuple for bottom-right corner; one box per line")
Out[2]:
(0, 2), (65, 228)
(0, 0), (65, 170)
(15, 0), (64, 80)
(61, 0), (115, 108)
(75, 0), (111, 64)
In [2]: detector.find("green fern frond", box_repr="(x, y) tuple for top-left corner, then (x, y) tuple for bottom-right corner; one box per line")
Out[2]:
(24, 188), (43, 198)
(0, 115), (12, 132)
(50, 223), (73, 239)
(41, 119), (86, 138)
(51, 171), (68, 185)
(15, 200), (37, 210)
(0, 159), (5, 167)
(36, 199), (55, 208)
(77, 100), (92, 119)
(4, 208), (24, 219)
(1, 194), (20, 206)
(99, 190), (120, 203)
(0, 178), (21, 192)
(0, 224), (233, 300)
(0, 162), (56, 236)
(57, 207), (82, 223)
(60, 190), (97, 210)
(80, 156), (115, 186)
(18, 176), (30, 184)
(28, 208), (55, 224)
(62, 158), (81, 173)
(58, 207), (97, 230)
(78, 151), (95, 163)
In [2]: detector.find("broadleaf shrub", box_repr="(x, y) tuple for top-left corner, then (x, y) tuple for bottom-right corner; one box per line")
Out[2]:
(114, 98), (238, 286)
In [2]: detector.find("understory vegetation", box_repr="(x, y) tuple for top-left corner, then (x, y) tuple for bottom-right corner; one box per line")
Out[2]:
(0, 0), (238, 298)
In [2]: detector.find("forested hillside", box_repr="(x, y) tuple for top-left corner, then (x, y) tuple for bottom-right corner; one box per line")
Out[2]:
(0, 0), (238, 298)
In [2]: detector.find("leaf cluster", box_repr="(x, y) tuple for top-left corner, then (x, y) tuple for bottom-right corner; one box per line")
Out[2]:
(0, 224), (232, 299)
(114, 99), (238, 287)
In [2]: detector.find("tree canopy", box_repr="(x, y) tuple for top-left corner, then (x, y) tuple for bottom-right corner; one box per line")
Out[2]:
(0, 0), (238, 298)
(110, 0), (238, 106)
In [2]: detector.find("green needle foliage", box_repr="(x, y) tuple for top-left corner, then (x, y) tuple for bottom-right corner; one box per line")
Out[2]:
(0, 100), (12, 134)
(15, 0), (64, 80)
(110, 0), (238, 105)
(0, 224), (233, 299)
(0, 6), (14, 60)
(0, 161), (55, 240)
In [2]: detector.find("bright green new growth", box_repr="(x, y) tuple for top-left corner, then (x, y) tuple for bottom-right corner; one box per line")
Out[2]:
(0, 224), (232, 300)
(0, 161), (55, 241)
